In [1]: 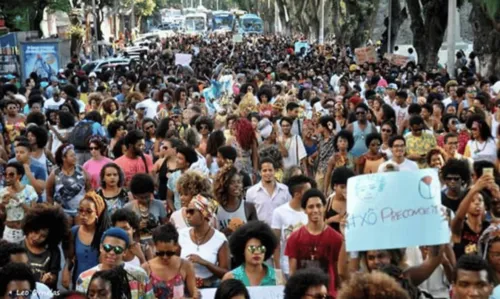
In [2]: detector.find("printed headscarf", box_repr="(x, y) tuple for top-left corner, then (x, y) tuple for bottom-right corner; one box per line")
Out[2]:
(190, 194), (218, 220)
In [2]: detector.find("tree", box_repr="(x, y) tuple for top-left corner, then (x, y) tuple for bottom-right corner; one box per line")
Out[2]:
(332, 0), (379, 48)
(469, 0), (500, 78)
(379, 0), (408, 55)
(406, 0), (449, 70)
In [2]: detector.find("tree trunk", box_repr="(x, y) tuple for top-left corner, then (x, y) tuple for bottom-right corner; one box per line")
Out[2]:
(469, 0), (500, 78)
(32, 0), (47, 35)
(346, 0), (379, 48)
(380, 0), (408, 55)
(406, 0), (448, 69)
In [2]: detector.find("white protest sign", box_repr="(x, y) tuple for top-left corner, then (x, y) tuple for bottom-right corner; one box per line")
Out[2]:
(175, 53), (192, 66)
(346, 169), (450, 252)
(233, 34), (243, 43)
(199, 286), (284, 299)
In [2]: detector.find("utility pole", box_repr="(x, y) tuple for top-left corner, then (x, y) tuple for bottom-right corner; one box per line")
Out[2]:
(130, 0), (135, 40)
(447, 0), (457, 78)
(387, 0), (392, 54)
(319, 0), (324, 45)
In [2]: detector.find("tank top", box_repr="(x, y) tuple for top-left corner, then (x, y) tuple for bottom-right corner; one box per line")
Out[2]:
(363, 156), (386, 174)
(351, 122), (373, 157)
(231, 264), (276, 287)
(71, 226), (99, 285)
(53, 165), (86, 216)
(149, 260), (186, 299)
(492, 115), (500, 138)
(216, 200), (248, 231)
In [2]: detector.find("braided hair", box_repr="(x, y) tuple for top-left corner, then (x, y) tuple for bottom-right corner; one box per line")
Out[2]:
(88, 266), (132, 299)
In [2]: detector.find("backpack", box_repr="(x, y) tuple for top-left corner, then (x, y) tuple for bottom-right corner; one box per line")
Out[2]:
(69, 121), (94, 150)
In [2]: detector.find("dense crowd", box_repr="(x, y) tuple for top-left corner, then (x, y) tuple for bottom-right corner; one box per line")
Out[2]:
(0, 33), (499, 299)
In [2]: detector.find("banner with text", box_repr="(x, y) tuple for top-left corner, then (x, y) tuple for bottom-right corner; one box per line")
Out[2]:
(384, 53), (410, 66)
(200, 286), (284, 299)
(346, 169), (450, 252)
(355, 46), (378, 64)
(175, 53), (192, 66)
(20, 42), (59, 81)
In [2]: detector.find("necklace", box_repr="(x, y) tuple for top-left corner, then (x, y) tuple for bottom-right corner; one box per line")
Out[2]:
(474, 140), (487, 154)
(193, 227), (212, 251)
(309, 224), (326, 261)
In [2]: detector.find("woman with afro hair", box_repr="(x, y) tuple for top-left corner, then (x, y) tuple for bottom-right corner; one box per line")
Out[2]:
(214, 164), (257, 236)
(22, 203), (69, 289)
(222, 221), (280, 286)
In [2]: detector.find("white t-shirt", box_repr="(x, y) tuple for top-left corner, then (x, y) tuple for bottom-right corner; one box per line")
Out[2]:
(282, 135), (307, 169)
(44, 98), (64, 111)
(465, 138), (497, 163)
(392, 104), (409, 131)
(377, 158), (419, 173)
(141, 98), (160, 119)
(271, 203), (308, 274)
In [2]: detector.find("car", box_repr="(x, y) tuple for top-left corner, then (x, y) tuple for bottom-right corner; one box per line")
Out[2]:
(82, 57), (133, 75)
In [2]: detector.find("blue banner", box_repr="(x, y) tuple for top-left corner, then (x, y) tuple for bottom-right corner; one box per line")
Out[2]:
(21, 42), (59, 81)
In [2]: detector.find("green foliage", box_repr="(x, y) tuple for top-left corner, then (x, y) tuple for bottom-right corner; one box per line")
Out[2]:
(481, 0), (500, 19)
(47, 0), (71, 13)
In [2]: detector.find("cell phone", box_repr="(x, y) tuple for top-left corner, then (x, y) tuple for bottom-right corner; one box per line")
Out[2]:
(484, 168), (494, 177)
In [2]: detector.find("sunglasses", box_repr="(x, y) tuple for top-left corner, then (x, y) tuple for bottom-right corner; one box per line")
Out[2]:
(247, 245), (266, 254)
(381, 128), (392, 133)
(89, 146), (99, 151)
(102, 243), (125, 254)
(450, 120), (459, 125)
(356, 111), (366, 115)
(186, 208), (196, 215)
(445, 176), (461, 182)
(4, 172), (16, 178)
(200, 124), (209, 130)
(156, 250), (177, 257)
(8, 290), (31, 299)
(78, 208), (95, 215)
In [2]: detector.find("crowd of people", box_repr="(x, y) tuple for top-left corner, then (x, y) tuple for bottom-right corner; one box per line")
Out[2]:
(0, 33), (499, 299)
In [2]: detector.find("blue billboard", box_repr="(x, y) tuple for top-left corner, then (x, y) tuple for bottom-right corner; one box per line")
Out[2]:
(21, 42), (59, 81)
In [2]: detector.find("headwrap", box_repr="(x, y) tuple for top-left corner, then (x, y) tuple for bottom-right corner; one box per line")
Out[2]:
(101, 227), (130, 248)
(190, 194), (218, 220)
(62, 144), (74, 155)
(84, 191), (106, 217)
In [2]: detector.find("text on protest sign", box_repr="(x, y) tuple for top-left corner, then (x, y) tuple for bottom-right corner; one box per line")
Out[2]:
(175, 53), (193, 66)
(354, 46), (378, 64)
(345, 169), (450, 252)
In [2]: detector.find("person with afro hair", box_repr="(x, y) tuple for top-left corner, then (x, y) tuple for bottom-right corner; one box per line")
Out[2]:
(22, 204), (69, 289)
(337, 271), (410, 299)
(0, 263), (37, 299)
(284, 268), (330, 299)
(223, 221), (279, 286)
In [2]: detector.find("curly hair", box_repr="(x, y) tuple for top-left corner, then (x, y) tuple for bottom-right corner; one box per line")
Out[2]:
(259, 145), (283, 169)
(215, 279), (249, 299)
(284, 268), (329, 299)
(126, 92), (144, 106)
(426, 148), (445, 167)
(88, 92), (104, 107)
(152, 223), (179, 244)
(214, 164), (240, 206)
(26, 125), (49, 149)
(22, 204), (69, 249)
(441, 158), (471, 185)
(333, 129), (355, 152)
(0, 263), (37, 296)
(102, 98), (119, 114)
(235, 118), (256, 151)
(195, 115), (214, 132)
(378, 264), (421, 299)
(229, 221), (278, 267)
(176, 170), (212, 197)
(337, 271), (410, 299)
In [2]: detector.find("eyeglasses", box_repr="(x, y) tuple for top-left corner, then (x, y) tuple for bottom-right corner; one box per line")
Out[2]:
(446, 141), (459, 145)
(392, 144), (405, 148)
(134, 194), (151, 201)
(4, 172), (16, 178)
(89, 146), (99, 151)
(305, 294), (333, 299)
(247, 245), (266, 254)
(102, 243), (125, 254)
(381, 128), (392, 133)
(445, 176), (461, 182)
(186, 208), (196, 215)
(8, 290), (32, 299)
(156, 250), (177, 257)
(200, 124), (209, 130)
(78, 208), (95, 215)
(450, 120), (459, 125)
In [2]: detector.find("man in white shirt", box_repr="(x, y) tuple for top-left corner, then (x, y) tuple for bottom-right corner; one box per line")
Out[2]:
(272, 175), (315, 278)
(378, 135), (419, 172)
(442, 81), (458, 108)
(246, 158), (291, 225)
(279, 117), (307, 169)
